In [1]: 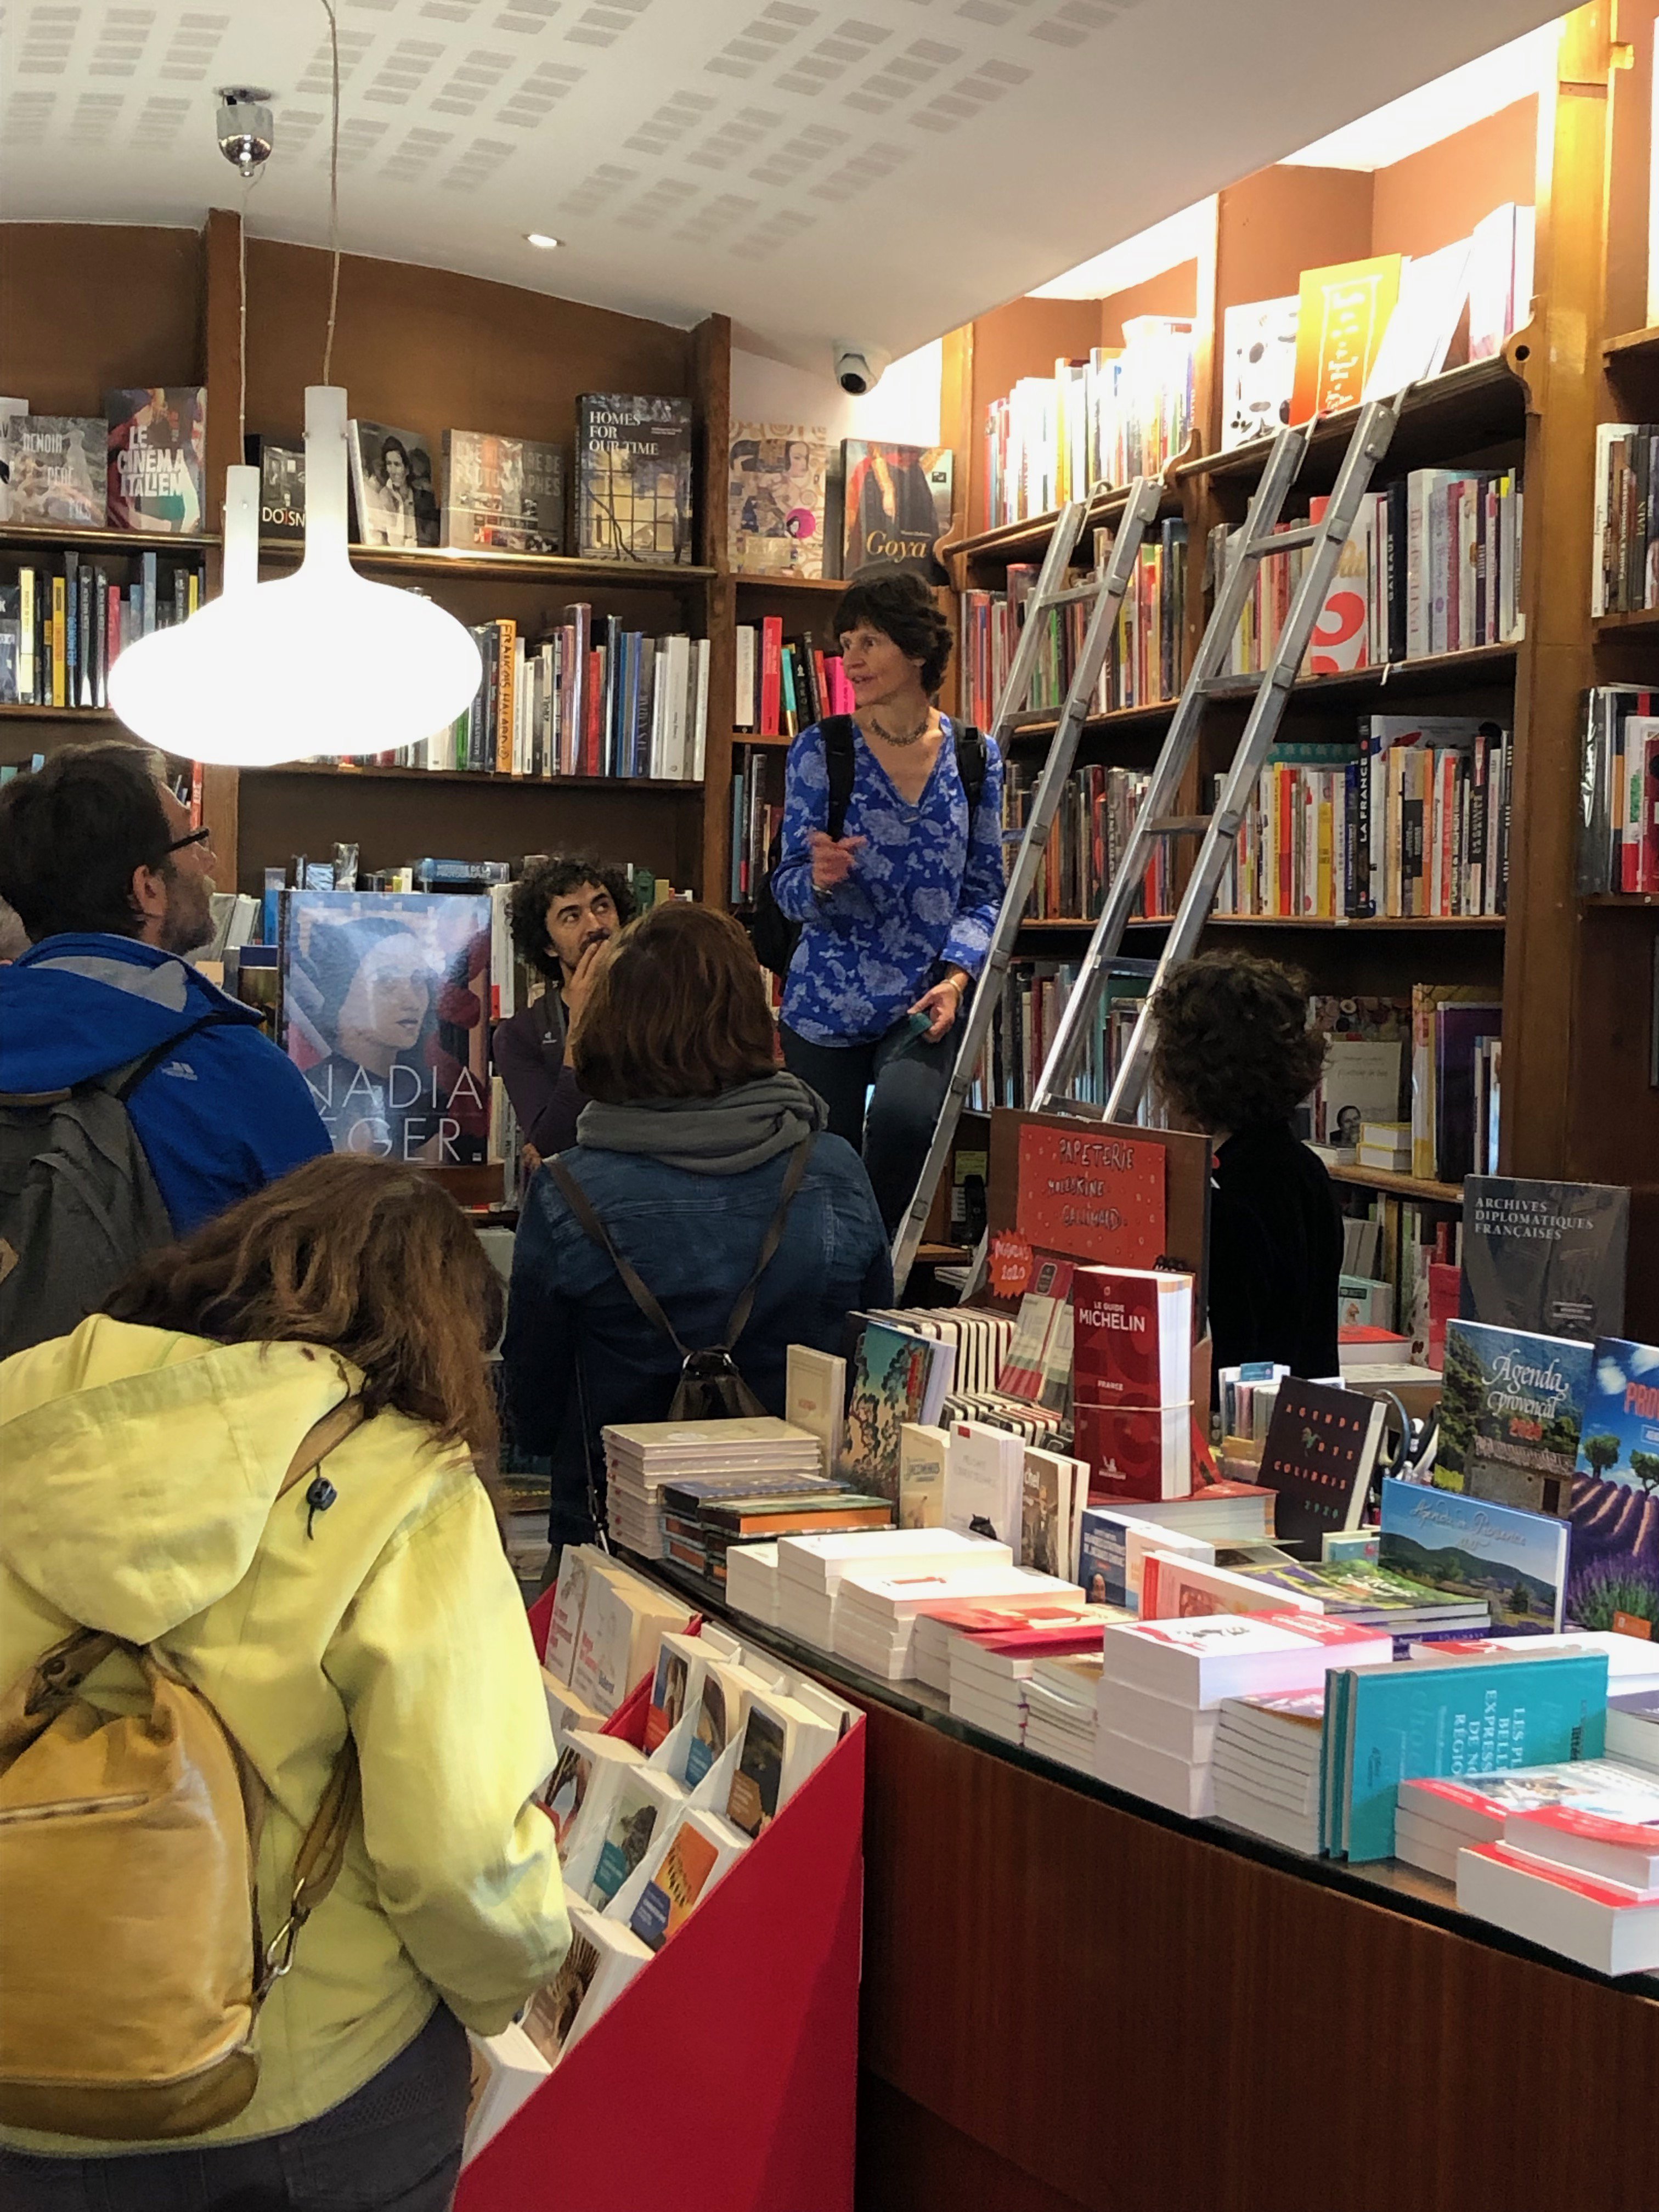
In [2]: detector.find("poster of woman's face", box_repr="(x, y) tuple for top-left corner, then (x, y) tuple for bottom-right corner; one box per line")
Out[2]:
(279, 890), (491, 1163)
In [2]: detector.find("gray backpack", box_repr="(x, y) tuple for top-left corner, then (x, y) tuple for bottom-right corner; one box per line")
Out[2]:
(0, 1036), (206, 1362)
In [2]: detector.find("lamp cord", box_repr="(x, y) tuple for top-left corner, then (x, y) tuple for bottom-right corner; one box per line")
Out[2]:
(320, 0), (341, 386)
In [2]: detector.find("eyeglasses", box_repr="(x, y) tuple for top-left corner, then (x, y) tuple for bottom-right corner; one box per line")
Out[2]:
(166, 826), (213, 854)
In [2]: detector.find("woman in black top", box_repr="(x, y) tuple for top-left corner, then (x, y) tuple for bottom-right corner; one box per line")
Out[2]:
(1148, 951), (1342, 1380)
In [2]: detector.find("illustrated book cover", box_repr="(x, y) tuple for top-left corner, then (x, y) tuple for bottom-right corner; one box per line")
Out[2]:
(1376, 1474), (1568, 1633)
(728, 422), (828, 577)
(576, 393), (693, 566)
(348, 419), (441, 548)
(842, 439), (952, 580)
(1434, 1319), (1595, 1516)
(0, 415), (106, 527)
(442, 429), (564, 554)
(106, 387), (206, 533)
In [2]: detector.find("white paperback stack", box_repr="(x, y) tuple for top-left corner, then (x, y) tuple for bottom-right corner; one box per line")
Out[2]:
(1211, 1689), (1327, 1851)
(725, 1541), (781, 1626)
(833, 1563), (1085, 1681)
(1096, 1612), (1393, 1819)
(1023, 1651), (1103, 1774)
(1395, 1758), (1659, 1881)
(911, 1594), (1109, 1694)
(775, 1527), (1009, 1652)
(601, 1418), (824, 1557)
(949, 1621), (1107, 1743)
(1457, 1803), (1659, 1976)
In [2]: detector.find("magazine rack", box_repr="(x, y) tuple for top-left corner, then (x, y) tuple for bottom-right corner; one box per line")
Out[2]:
(457, 1588), (864, 2212)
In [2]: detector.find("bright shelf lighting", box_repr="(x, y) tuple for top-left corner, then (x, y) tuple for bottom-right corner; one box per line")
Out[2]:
(525, 232), (561, 249)
(108, 386), (482, 769)
(1281, 22), (1561, 172)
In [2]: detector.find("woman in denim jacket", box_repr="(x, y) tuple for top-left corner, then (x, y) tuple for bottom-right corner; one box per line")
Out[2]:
(504, 904), (891, 1548)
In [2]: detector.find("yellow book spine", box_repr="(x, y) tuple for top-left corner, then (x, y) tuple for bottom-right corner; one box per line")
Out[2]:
(51, 577), (66, 707)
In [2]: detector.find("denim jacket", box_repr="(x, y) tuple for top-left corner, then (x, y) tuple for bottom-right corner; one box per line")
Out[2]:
(503, 1133), (892, 1542)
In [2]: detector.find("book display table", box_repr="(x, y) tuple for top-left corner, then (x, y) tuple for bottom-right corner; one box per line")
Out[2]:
(633, 1558), (1659, 2212)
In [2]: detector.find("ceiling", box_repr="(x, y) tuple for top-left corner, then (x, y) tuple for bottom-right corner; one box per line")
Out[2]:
(0, 0), (1566, 370)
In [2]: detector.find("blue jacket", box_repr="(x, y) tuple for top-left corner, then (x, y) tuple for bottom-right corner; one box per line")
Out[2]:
(504, 1134), (893, 1543)
(0, 934), (332, 1236)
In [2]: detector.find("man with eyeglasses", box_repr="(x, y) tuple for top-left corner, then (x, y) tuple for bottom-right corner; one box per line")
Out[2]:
(0, 745), (329, 1344)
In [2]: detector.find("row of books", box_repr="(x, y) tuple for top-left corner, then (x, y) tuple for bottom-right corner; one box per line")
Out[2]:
(729, 744), (783, 907)
(1002, 758), (1168, 923)
(1218, 470), (1524, 678)
(733, 617), (855, 740)
(981, 321), (1197, 529)
(727, 428), (952, 583)
(1211, 718), (1513, 921)
(0, 390), (206, 533)
(1577, 685), (1659, 894)
(0, 550), (205, 707)
(959, 521), (1187, 726)
(1300, 984), (1501, 1188)
(1590, 420), (1659, 617)
(961, 958), (1156, 1121)
(338, 612), (709, 781)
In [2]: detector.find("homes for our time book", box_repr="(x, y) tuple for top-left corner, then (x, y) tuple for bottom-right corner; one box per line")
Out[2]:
(577, 394), (693, 565)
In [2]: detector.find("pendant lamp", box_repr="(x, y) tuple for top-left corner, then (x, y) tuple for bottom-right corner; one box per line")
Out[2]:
(108, 388), (482, 767)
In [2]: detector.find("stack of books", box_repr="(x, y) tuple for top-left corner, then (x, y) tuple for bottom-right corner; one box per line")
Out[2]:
(1395, 1758), (1659, 1882)
(1577, 684), (1659, 896)
(601, 1419), (827, 1558)
(1211, 1555), (1491, 1654)
(663, 1486), (891, 1589)
(1210, 1689), (1327, 1852)
(1457, 1807), (1659, 1977)
(1096, 1612), (1392, 1820)
(832, 1563), (1085, 1682)
(948, 1621), (1106, 1745)
(911, 1596), (1108, 1695)
(774, 1528), (1006, 1652)
(1611, 1691), (1659, 1771)
(1023, 1651), (1104, 1775)
(724, 1541), (782, 1627)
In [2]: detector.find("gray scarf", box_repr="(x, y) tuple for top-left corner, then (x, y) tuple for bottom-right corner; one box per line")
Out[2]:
(574, 1071), (828, 1175)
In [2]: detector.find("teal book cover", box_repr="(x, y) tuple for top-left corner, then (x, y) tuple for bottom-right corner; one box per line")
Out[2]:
(1377, 1476), (1568, 1632)
(1334, 1652), (1609, 1861)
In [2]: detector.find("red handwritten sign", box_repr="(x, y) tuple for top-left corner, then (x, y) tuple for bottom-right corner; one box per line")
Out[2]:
(987, 1231), (1034, 1297)
(1015, 1123), (1166, 1269)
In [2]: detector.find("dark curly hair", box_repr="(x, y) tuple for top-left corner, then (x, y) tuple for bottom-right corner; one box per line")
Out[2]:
(509, 855), (637, 981)
(1149, 952), (1327, 1133)
(833, 569), (952, 695)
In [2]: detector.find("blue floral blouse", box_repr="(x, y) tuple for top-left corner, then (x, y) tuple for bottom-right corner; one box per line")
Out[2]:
(771, 715), (1007, 1047)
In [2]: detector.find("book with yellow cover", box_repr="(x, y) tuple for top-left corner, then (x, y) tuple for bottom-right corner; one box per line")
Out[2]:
(1291, 255), (1402, 424)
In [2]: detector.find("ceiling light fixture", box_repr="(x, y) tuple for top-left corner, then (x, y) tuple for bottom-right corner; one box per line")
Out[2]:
(108, 0), (481, 770)
(525, 232), (562, 250)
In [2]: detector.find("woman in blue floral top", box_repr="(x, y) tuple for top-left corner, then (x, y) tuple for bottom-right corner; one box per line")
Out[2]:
(771, 571), (1005, 1233)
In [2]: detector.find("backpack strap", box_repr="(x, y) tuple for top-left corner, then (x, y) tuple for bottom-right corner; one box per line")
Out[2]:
(952, 723), (989, 815)
(548, 1135), (817, 1361)
(821, 715), (859, 843)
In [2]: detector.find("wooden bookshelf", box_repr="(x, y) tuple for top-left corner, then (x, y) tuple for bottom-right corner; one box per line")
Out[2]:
(0, 522), (218, 554)
(1328, 1163), (1464, 1205)
(731, 574), (848, 596)
(0, 703), (119, 722)
(256, 763), (701, 793)
(258, 540), (716, 589)
(1205, 915), (1506, 930)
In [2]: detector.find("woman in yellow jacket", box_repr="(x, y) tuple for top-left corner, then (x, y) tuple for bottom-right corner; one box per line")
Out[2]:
(0, 1155), (569, 2210)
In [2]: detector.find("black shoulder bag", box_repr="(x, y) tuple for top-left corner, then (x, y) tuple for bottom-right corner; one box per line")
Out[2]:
(545, 1136), (817, 1423)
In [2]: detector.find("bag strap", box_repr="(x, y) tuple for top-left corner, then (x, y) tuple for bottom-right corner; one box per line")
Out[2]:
(549, 1134), (817, 1362)
(821, 716), (859, 843)
(953, 723), (988, 814)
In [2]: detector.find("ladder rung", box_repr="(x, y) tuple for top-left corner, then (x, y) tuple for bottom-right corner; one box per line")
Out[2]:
(1147, 814), (1211, 835)
(1032, 584), (1100, 610)
(1002, 707), (1060, 730)
(1245, 521), (1319, 555)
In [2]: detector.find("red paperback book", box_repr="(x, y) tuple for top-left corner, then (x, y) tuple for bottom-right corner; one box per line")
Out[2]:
(583, 648), (603, 777)
(1070, 1266), (1192, 1409)
(759, 616), (783, 739)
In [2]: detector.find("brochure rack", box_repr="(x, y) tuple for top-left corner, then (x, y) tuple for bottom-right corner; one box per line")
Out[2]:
(457, 1589), (864, 2212)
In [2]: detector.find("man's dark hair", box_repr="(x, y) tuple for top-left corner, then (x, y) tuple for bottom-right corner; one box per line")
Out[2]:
(0, 742), (172, 942)
(833, 569), (952, 695)
(1149, 951), (1327, 1133)
(509, 855), (637, 981)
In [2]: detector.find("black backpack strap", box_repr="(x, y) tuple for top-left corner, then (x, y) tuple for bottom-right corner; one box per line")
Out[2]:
(821, 716), (859, 843)
(111, 1007), (259, 1104)
(547, 1135), (817, 1359)
(953, 723), (989, 815)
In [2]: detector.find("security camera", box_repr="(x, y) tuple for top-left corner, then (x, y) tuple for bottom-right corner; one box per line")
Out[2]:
(833, 343), (890, 397)
(217, 87), (275, 178)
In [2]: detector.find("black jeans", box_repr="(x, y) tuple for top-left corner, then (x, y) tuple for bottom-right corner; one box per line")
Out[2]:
(781, 1015), (957, 1237)
(0, 2004), (471, 2212)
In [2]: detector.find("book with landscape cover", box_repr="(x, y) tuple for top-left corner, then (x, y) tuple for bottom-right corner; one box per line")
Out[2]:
(1460, 1177), (1629, 1341)
(245, 433), (304, 540)
(348, 419), (441, 548)
(1434, 1319), (1595, 1517)
(842, 440), (952, 580)
(0, 415), (106, 527)
(278, 890), (491, 1164)
(1376, 1475), (1568, 1632)
(728, 423), (828, 578)
(106, 387), (206, 533)
(442, 429), (564, 554)
(1568, 1337), (1659, 1638)
(576, 393), (693, 566)
(841, 1320), (955, 1505)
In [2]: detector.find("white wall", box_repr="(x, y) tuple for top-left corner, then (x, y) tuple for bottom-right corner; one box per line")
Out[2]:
(729, 339), (943, 448)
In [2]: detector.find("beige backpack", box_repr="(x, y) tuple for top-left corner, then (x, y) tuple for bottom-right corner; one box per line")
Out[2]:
(0, 1398), (364, 2140)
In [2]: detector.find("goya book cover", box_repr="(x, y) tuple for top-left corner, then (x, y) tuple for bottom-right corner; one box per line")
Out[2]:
(106, 387), (206, 533)
(842, 439), (952, 580)
(442, 429), (565, 554)
(278, 890), (490, 1164)
(1459, 1176), (1629, 1342)
(576, 393), (693, 565)
(1434, 1320), (1595, 1517)
(1376, 1475), (1568, 1632)
(0, 415), (106, 527)
(728, 423), (827, 578)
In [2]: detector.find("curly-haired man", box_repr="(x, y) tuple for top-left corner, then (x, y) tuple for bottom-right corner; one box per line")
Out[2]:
(493, 854), (636, 1164)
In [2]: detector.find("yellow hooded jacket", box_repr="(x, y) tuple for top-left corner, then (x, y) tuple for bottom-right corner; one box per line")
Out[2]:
(0, 1315), (569, 2153)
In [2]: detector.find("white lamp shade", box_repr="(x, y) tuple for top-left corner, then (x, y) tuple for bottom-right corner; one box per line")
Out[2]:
(108, 387), (482, 769)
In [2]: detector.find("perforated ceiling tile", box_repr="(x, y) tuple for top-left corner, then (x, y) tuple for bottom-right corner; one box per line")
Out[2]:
(1028, 0), (1121, 45)
(131, 90), (189, 145)
(910, 52), (1027, 129)
(685, 105), (783, 172)
(731, 202), (815, 256)
(747, 116), (847, 185)
(335, 114), (390, 166)
(441, 130), (516, 187)
(18, 3), (80, 76)
(495, 0), (557, 26)
(296, 26), (374, 95)
(428, 42), (514, 114)
(362, 37), (445, 104)
(563, 0), (649, 49)
(775, 15), (889, 94)
(275, 105), (326, 156)
(614, 172), (700, 229)
(809, 132), (910, 202)
(157, 10), (229, 83)
(496, 55), (583, 123)
(381, 121), (454, 178)
(843, 32), (960, 112)
(673, 189), (760, 242)
(558, 157), (640, 216)
(5, 88), (57, 140)
(704, 1), (817, 82)
(623, 87), (718, 156)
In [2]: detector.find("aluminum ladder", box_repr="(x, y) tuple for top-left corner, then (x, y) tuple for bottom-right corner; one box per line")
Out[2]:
(1030, 397), (1403, 1126)
(890, 475), (1163, 1296)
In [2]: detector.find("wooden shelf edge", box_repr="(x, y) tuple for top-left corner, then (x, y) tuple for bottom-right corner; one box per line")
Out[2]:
(952, 480), (1177, 567)
(1583, 891), (1659, 907)
(1593, 607), (1659, 635)
(251, 763), (703, 792)
(1604, 324), (1659, 363)
(1205, 914), (1506, 930)
(0, 524), (218, 552)
(1329, 1162), (1465, 1204)
(731, 573), (847, 594)
(1177, 358), (1526, 486)
(258, 543), (715, 586)
(0, 704), (121, 721)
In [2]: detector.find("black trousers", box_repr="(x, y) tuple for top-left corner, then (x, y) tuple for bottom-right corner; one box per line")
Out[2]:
(781, 1016), (957, 1237)
(0, 2004), (471, 2212)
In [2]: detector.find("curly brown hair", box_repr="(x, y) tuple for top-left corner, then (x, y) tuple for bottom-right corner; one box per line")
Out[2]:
(509, 855), (637, 981)
(103, 1155), (503, 1464)
(572, 902), (777, 1102)
(833, 570), (952, 695)
(1149, 951), (1327, 1133)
